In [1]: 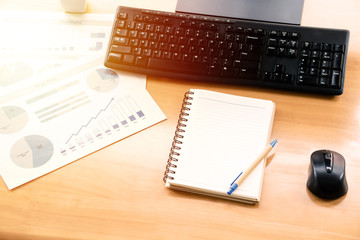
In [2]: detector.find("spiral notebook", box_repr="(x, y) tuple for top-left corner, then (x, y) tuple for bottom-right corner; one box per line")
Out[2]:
(163, 89), (276, 204)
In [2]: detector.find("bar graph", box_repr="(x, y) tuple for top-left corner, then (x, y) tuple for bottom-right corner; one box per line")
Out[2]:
(65, 95), (146, 148)
(117, 99), (136, 122)
(125, 96), (145, 118)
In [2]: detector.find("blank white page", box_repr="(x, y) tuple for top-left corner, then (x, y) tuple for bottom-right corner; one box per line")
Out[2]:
(167, 89), (275, 202)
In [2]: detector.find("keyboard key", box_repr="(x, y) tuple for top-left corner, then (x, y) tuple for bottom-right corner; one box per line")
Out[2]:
(118, 12), (128, 19)
(208, 65), (221, 76)
(164, 18), (174, 25)
(240, 52), (261, 61)
(334, 44), (344, 52)
(233, 59), (258, 69)
(111, 45), (132, 54)
(152, 50), (162, 58)
(113, 37), (128, 45)
(266, 46), (276, 55)
(143, 49), (152, 57)
(298, 66), (307, 75)
(323, 43), (333, 51)
(117, 20), (126, 28)
(135, 56), (148, 67)
(332, 53), (343, 69)
(130, 39), (139, 47)
(239, 68), (258, 79)
(299, 58), (308, 67)
(287, 49), (297, 57)
(162, 51), (172, 59)
(263, 71), (272, 81)
(209, 24), (219, 31)
(148, 32), (157, 40)
(269, 30), (278, 37)
(288, 40), (298, 48)
(273, 72), (283, 81)
(193, 55), (201, 63)
(148, 58), (208, 74)
(284, 74), (293, 83)
(330, 70), (341, 88)
(244, 28), (254, 35)
(289, 32), (300, 39)
(268, 38), (277, 47)
(312, 42), (322, 50)
(108, 53), (122, 62)
(182, 53), (191, 62)
(320, 69), (330, 77)
(255, 29), (266, 36)
(311, 51), (321, 59)
(319, 77), (329, 87)
(129, 30), (138, 38)
(279, 31), (288, 38)
(278, 39), (287, 47)
(273, 64), (284, 73)
(277, 47), (286, 56)
(172, 52), (181, 61)
(309, 68), (319, 76)
(133, 47), (142, 55)
(222, 67), (239, 77)
(123, 55), (135, 64)
(300, 50), (310, 58)
(310, 59), (320, 67)
(302, 42), (312, 49)
(245, 36), (263, 45)
(225, 33), (234, 41)
(297, 75), (318, 86)
(139, 32), (148, 39)
(144, 16), (153, 22)
(234, 26), (243, 33)
(322, 51), (332, 60)
(126, 22), (135, 29)
(321, 60), (331, 69)
(133, 14), (143, 21)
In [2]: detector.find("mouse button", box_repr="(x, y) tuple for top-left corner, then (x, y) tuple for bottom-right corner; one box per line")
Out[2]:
(331, 152), (346, 174)
(311, 150), (325, 159)
(311, 151), (325, 165)
(311, 155), (326, 173)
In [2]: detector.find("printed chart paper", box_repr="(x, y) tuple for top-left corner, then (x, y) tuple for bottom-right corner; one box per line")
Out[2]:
(0, 59), (166, 189)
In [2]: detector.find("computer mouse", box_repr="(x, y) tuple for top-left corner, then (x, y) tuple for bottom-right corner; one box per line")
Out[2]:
(307, 150), (348, 200)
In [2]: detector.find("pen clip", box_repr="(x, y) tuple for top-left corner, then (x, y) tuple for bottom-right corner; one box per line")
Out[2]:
(230, 172), (243, 185)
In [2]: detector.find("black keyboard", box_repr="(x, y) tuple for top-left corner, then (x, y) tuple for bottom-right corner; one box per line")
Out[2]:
(104, 6), (350, 95)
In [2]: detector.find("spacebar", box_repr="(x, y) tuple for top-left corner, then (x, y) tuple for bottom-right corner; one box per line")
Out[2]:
(148, 58), (208, 75)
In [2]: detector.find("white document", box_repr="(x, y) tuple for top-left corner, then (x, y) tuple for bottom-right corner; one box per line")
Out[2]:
(0, 58), (166, 189)
(0, 11), (114, 90)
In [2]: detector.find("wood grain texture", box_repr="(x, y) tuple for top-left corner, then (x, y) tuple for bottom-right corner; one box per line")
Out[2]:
(0, 0), (359, 239)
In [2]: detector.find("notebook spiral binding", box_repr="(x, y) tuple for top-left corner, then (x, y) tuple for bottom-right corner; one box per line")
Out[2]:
(163, 91), (194, 183)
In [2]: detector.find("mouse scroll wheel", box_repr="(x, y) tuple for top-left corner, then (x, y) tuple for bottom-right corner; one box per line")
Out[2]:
(324, 152), (333, 173)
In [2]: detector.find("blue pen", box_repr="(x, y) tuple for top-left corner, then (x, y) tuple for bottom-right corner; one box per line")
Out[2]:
(227, 139), (278, 195)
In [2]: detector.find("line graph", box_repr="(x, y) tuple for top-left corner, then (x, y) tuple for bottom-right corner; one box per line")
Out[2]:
(65, 97), (114, 144)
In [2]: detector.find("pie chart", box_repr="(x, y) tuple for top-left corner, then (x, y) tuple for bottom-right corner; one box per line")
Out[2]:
(87, 68), (119, 92)
(10, 135), (54, 168)
(0, 61), (34, 87)
(0, 106), (29, 134)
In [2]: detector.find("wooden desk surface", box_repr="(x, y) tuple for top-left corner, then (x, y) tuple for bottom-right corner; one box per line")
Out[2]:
(0, 0), (359, 239)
